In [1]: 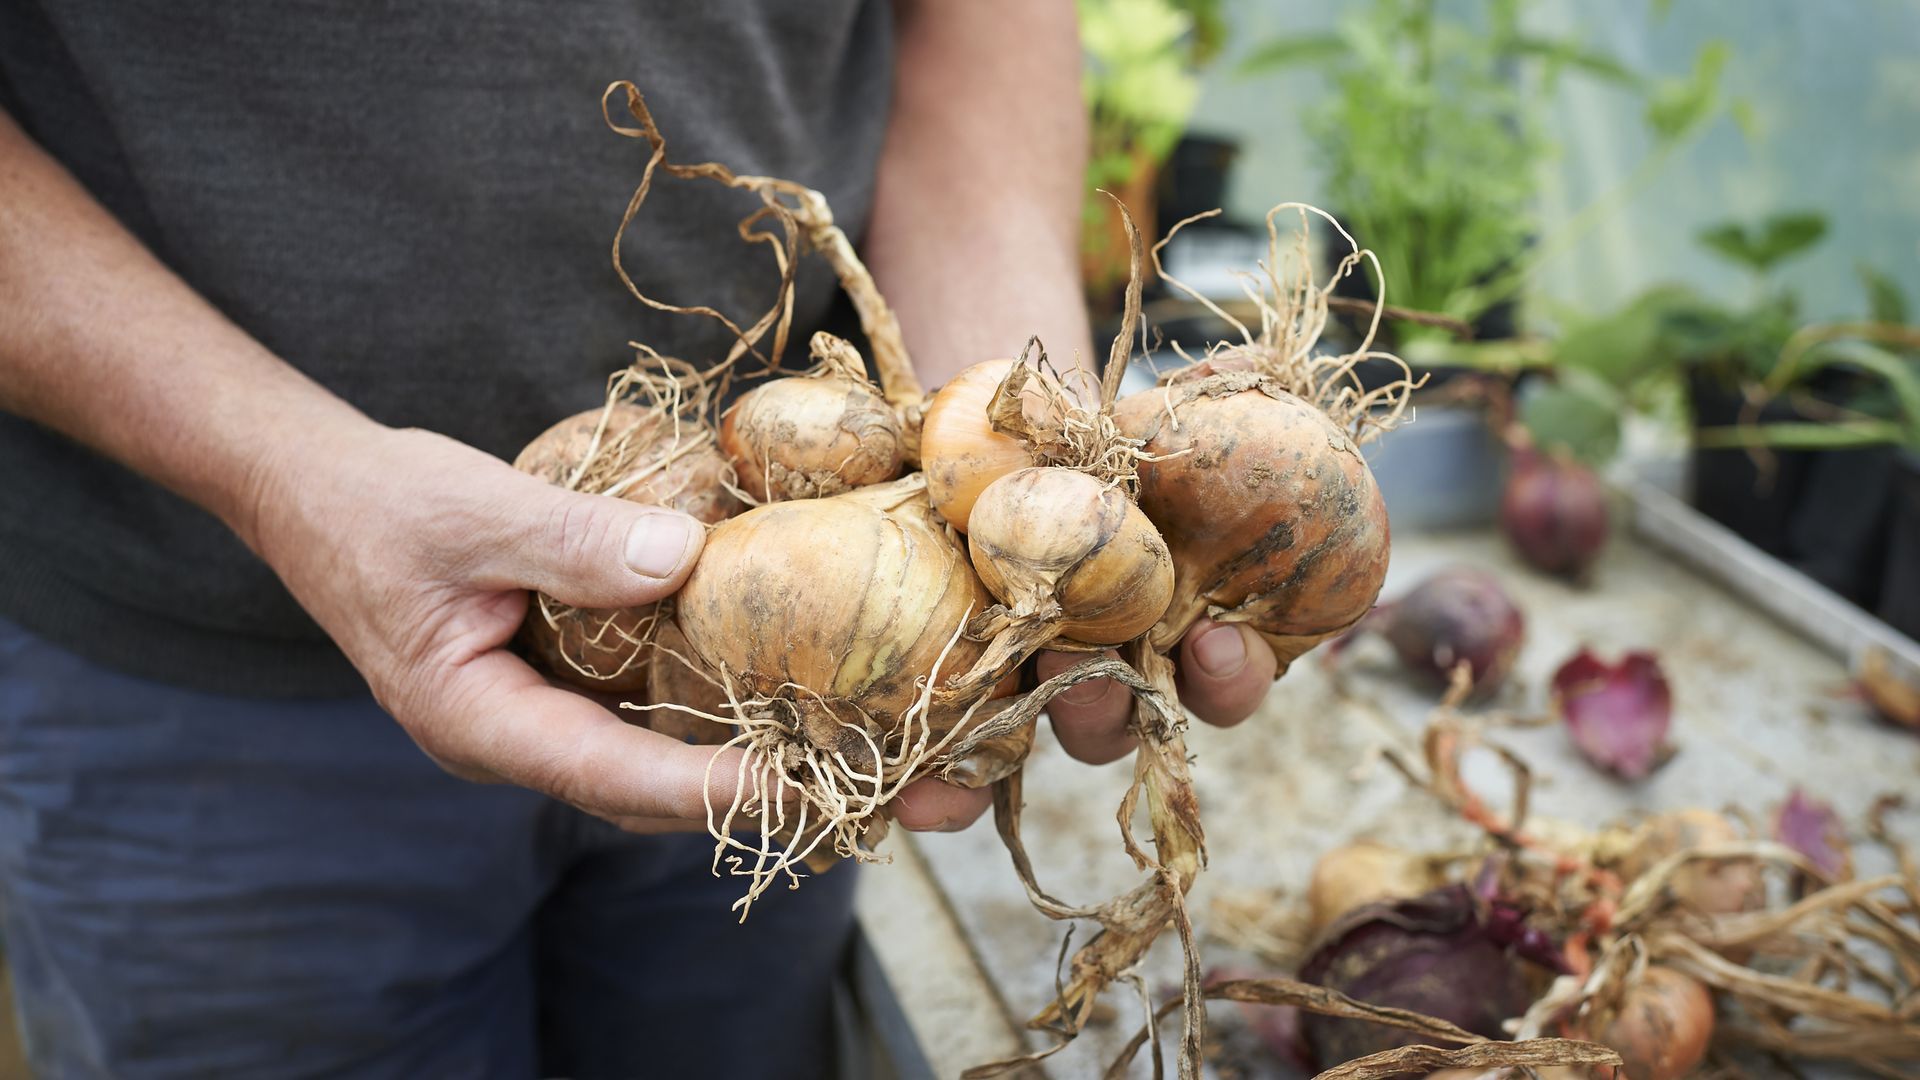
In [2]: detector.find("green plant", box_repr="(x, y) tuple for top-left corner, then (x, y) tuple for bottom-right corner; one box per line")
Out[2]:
(1520, 210), (1920, 463)
(1241, 0), (1726, 334)
(1080, 0), (1203, 209)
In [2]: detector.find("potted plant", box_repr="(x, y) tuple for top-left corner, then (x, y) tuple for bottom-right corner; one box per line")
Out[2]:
(1233, 0), (1729, 530)
(1237, 0), (1726, 352)
(1078, 0), (1206, 311)
(1519, 212), (1920, 624)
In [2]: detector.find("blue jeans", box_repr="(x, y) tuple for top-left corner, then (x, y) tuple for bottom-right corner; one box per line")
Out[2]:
(0, 618), (855, 1078)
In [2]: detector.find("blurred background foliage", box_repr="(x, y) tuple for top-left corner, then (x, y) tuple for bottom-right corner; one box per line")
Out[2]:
(1181, 0), (1919, 327)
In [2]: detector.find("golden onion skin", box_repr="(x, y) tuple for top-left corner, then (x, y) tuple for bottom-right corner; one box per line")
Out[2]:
(1305, 841), (1436, 932)
(673, 490), (989, 761)
(967, 467), (1173, 644)
(1588, 966), (1715, 1080)
(719, 376), (903, 501)
(1115, 373), (1390, 672)
(1617, 809), (1764, 917)
(920, 359), (1038, 531)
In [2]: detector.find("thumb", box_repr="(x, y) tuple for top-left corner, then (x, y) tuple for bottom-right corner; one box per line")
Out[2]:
(489, 478), (706, 608)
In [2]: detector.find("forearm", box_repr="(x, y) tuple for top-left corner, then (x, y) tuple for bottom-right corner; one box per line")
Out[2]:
(865, 0), (1090, 388)
(0, 109), (370, 549)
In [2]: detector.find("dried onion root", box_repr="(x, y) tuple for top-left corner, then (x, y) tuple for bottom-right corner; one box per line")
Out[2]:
(513, 357), (742, 699)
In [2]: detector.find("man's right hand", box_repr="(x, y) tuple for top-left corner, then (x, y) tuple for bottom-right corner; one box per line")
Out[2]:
(242, 421), (757, 830)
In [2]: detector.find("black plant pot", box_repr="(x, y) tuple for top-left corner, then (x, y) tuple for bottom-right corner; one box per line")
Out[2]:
(1687, 369), (1897, 609)
(1156, 133), (1240, 239)
(1686, 369), (1816, 560)
(1877, 450), (1920, 641)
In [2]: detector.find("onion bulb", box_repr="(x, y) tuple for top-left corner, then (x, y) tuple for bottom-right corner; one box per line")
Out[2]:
(1502, 442), (1609, 582)
(1298, 885), (1539, 1067)
(1616, 808), (1763, 916)
(1334, 566), (1525, 698)
(641, 615), (734, 745)
(952, 467), (1173, 696)
(672, 479), (988, 767)
(919, 358), (1045, 530)
(718, 332), (904, 501)
(1580, 966), (1714, 1080)
(1115, 373), (1391, 673)
(1305, 841), (1438, 932)
(513, 401), (741, 692)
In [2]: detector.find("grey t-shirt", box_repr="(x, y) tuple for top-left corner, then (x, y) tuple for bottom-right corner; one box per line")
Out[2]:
(0, 1), (894, 696)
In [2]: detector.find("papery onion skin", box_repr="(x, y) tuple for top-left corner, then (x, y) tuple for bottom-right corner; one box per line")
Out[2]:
(1584, 966), (1714, 1080)
(1553, 649), (1674, 781)
(719, 375), (904, 502)
(673, 488), (988, 763)
(920, 359), (1039, 531)
(967, 467), (1174, 644)
(641, 614), (735, 745)
(1115, 373), (1391, 672)
(514, 405), (742, 692)
(1305, 841), (1438, 933)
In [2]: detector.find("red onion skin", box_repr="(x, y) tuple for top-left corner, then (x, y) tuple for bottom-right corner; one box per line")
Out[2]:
(1553, 648), (1674, 780)
(1502, 446), (1609, 581)
(1775, 787), (1852, 880)
(1297, 885), (1542, 1067)
(1366, 567), (1526, 698)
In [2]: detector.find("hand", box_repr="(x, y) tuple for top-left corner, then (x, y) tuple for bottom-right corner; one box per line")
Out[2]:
(249, 423), (737, 831)
(886, 622), (1278, 832)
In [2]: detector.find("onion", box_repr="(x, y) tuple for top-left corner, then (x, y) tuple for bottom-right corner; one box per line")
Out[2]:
(674, 479), (988, 766)
(1616, 809), (1763, 916)
(1298, 885), (1543, 1067)
(1551, 649), (1674, 781)
(1115, 373), (1392, 673)
(641, 615), (734, 745)
(718, 332), (905, 501)
(919, 358), (1044, 530)
(954, 467), (1173, 695)
(1306, 841), (1439, 932)
(1580, 965), (1714, 1080)
(1501, 442), (1609, 582)
(1335, 567), (1526, 698)
(512, 397), (742, 693)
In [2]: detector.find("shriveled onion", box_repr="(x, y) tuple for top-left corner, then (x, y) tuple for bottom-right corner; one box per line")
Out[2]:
(1116, 373), (1391, 673)
(949, 467), (1173, 695)
(718, 332), (904, 501)
(513, 400), (741, 693)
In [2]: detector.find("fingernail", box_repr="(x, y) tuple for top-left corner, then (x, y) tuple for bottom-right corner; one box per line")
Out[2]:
(625, 514), (697, 579)
(1060, 677), (1112, 706)
(1192, 624), (1248, 678)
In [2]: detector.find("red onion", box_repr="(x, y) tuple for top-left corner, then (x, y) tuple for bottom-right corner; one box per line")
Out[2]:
(1552, 649), (1674, 780)
(1501, 444), (1609, 582)
(1334, 567), (1526, 698)
(1297, 885), (1559, 1067)
(1205, 968), (1310, 1070)
(1774, 787), (1852, 880)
